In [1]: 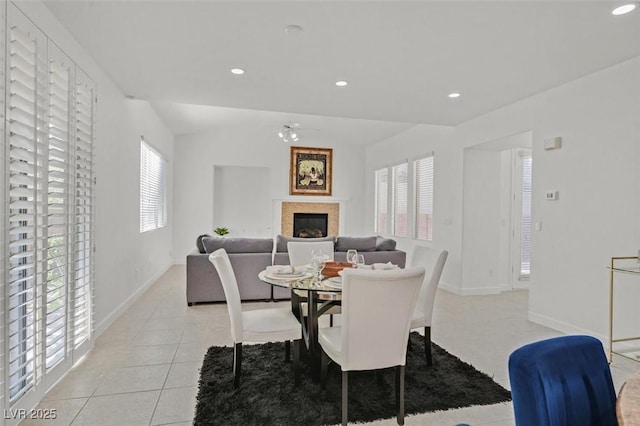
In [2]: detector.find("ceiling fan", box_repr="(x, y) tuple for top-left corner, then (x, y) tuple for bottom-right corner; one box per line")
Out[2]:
(278, 122), (301, 143)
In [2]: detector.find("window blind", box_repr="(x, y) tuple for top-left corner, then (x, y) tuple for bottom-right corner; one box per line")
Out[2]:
(520, 154), (532, 277)
(4, 5), (96, 409)
(140, 140), (167, 232)
(0, 2), (7, 408)
(45, 51), (72, 370)
(391, 162), (408, 237)
(374, 168), (388, 234)
(7, 21), (46, 403)
(73, 71), (95, 350)
(414, 156), (434, 241)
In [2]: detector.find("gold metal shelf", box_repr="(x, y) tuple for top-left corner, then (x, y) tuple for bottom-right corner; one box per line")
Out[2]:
(608, 256), (640, 362)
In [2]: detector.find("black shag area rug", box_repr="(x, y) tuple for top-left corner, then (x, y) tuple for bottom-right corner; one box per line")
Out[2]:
(194, 332), (511, 425)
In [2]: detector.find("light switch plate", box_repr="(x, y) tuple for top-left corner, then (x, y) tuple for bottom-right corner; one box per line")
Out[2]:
(544, 137), (562, 150)
(545, 190), (559, 200)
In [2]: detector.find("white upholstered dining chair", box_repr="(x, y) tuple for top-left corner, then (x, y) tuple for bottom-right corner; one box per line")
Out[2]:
(287, 240), (335, 265)
(409, 246), (448, 366)
(318, 267), (425, 426)
(209, 248), (302, 388)
(287, 240), (340, 323)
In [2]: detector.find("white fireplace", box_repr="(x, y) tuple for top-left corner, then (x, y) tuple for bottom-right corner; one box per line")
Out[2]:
(273, 199), (347, 237)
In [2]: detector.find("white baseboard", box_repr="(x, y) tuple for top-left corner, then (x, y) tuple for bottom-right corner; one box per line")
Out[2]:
(513, 280), (530, 290)
(438, 280), (461, 294)
(459, 286), (502, 296)
(439, 281), (502, 295)
(528, 310), (606, 343)
(173, 257), (186, 265)
(500, 282), (530, 291)
(94, 261), (173, 338)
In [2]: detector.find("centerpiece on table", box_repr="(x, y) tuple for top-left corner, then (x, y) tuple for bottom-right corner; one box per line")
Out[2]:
(323, 262), (354, 278)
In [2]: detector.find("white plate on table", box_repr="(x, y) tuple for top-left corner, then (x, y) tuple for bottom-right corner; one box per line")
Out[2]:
(323, 277), (342, 289)
(273, 271), (305, 278)
(265, 271), (311, 281)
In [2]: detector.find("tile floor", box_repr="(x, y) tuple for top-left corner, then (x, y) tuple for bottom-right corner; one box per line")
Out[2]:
(25, 265), (639, 425)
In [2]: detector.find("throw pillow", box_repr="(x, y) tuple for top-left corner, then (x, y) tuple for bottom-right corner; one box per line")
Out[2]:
(335, 236), (377, 252)
(196, 234), (211, 253)
(375, 236), (397, 251)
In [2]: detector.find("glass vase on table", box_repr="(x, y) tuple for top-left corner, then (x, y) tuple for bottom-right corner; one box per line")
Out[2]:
(311, 251), (328, 282)
(346, 249), (358, 267)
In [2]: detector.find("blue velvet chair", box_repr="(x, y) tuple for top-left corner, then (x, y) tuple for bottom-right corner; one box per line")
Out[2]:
(508, 335), (617, 426)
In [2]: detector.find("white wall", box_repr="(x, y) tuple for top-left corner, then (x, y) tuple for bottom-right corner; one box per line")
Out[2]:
(213, 166), (272, 236)
(173, 127), (366, 262)
(94, 98), (174, 332)
(455, 58), (640, 339)
(461, 149), (502, 294)
(366, 55), (640, 341)
(14, 1), (176, 334)
(527, 57), (640, 338)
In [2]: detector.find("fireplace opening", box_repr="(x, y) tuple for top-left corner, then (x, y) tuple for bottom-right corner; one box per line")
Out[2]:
(293, 213), (328, 238)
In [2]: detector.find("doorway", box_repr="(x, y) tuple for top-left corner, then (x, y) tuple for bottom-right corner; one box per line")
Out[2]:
(461, 131), (532, 292)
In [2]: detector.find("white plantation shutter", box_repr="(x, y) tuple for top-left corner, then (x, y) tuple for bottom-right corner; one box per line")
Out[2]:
(520, 154), (532, 277)
(6, 15), (47, 403)
(414, 156), (434, 241)
(140, 140), (167, 232)
(73, 70), (95, 350)
(374, 168), (388, 234)
(45, 46), (73, 370)
(391, 162), (408, 237)
(0, 2), (7, 408)
(4, 5), (96, 409)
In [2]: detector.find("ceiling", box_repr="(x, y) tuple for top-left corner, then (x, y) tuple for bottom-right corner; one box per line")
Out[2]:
(43, 1), (640, 142)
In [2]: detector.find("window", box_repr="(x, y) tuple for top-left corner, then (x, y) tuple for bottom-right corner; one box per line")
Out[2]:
(73, 71), (96, 351)
(374, 154), (435, 240)
(391, 162), (408, 237)
(520, 154), (532, 277)
(414, 156), (434, 241)
(374, 168), (388, 234)
(46, 49), (72, 371)
(6, 21), (44, 402)
(139, 140), (167, 232)
(5, 6), (96, 407)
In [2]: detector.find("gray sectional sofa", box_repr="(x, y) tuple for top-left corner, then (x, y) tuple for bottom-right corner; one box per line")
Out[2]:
(185, 234), (406, 305)
(186, 237), (274, 305)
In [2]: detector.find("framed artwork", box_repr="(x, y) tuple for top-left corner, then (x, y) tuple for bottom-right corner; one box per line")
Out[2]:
(289, 146), (333, 196)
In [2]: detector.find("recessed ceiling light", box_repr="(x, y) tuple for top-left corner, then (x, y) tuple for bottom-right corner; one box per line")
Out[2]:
(230, 68), (245, 75)
(612, 3), (637, 15)
(448, 92), (461, 98)
(335, 80), (349, 87)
